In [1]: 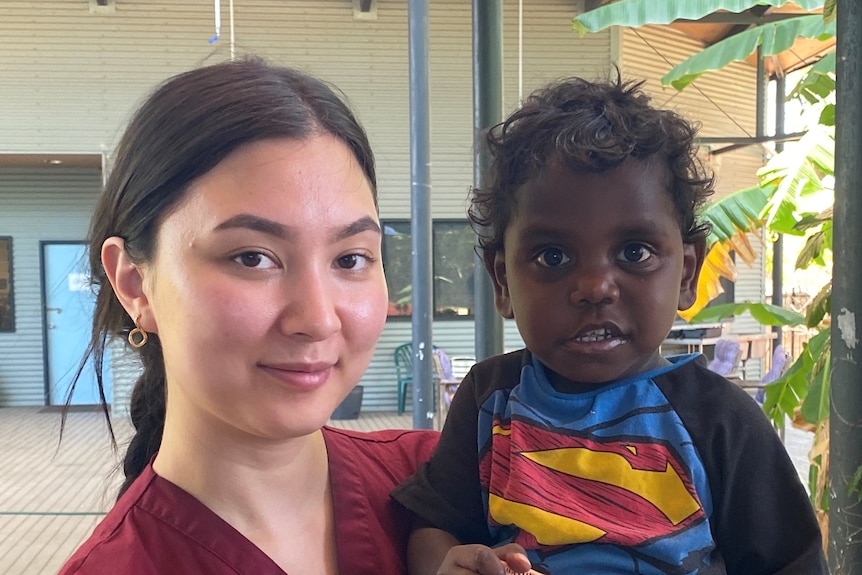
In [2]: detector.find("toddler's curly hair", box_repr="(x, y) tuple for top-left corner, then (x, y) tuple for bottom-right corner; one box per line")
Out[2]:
(470, 72), (715, 254)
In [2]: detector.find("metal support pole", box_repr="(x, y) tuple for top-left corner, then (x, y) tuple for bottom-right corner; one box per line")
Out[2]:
(408, 0), (434, 429)
(830, 0), (862, 571)
(472, 0), (504, 361)
(755, 47), (767, 140)
(772, 74), (784, 344)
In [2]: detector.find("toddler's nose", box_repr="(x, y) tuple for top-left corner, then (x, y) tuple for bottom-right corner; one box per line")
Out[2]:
(571, 266), (620, 306)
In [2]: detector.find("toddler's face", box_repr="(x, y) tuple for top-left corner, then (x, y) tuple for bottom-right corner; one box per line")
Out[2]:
(489, 157), (703, 385)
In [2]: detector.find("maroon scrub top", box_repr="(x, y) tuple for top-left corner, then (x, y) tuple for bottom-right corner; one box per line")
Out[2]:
(59, 426), (438, 575)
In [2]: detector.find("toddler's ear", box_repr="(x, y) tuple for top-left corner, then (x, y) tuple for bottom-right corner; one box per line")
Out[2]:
(678, 238), (707, 311)
(485, 250), (514, 319)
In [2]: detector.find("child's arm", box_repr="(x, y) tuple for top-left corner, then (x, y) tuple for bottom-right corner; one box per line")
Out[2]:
(407, 526), (533, 575)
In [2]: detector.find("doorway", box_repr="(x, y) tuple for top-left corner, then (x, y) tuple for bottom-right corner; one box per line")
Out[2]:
(42, 242), (111, 405)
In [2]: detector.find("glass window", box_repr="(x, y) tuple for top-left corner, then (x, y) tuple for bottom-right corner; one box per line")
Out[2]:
(382, 221), (476, 319)
(433, 222), (475, 317)
(383, 222), (413, 317)
(0, 237), (13, 331)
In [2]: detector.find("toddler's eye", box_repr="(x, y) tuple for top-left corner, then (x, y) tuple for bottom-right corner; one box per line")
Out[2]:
(536, 247), (570, 268)
(617, 244), (652, 263)
(233, 251), (277, 269)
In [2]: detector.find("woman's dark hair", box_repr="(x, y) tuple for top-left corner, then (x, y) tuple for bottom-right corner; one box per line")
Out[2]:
(469, 72), (714, 255)
(76, 57), (377, 498)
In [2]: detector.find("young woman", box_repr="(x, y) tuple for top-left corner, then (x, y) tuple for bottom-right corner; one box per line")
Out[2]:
(59, 58), (437, 575)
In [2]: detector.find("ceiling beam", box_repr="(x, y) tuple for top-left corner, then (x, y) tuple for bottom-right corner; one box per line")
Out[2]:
(698, 131), (807, 155)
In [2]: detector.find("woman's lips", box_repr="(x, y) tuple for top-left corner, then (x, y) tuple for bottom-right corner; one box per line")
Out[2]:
(258, 363), (333, 390)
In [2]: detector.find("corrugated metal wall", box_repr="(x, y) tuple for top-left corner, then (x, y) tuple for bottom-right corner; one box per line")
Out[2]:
(0, 0), (608, 410)
(0, 168), (102, 406)
(504, 0), (613, 107)
(0, 0), (768, 408)
(0, 0), (610, 216)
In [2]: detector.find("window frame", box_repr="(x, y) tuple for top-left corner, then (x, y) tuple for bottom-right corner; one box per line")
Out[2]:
(0, 236), (14, 332)
(381, 219), (476, 321)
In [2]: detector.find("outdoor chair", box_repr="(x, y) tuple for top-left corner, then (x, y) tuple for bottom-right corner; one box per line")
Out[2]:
(394, 343), (414, 415)
(754, 345), (791, 404)
(394, 343), (464, 416)
(706, 339), (742, 377)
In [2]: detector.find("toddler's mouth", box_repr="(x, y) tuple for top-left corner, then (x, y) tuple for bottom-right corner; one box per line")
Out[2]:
(574, 327), (618, 343)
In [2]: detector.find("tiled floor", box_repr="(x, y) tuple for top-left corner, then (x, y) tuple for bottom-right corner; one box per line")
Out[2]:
(0, 405), (814, 575)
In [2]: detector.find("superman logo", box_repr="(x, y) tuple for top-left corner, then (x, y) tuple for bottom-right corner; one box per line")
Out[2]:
(480, 419), (704, 549)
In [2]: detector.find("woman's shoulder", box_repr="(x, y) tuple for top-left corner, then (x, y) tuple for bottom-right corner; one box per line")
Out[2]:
(58, 465), (281, 575)
(57, 468), (160, 574)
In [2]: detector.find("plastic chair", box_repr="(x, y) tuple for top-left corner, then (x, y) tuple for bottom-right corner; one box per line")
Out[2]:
(394, 343), (413, 415)
(755, 345), (790, 404)
(433, 348), (454, 380)
(432, 348), (470, 430)
(394, 343), (462, 415)
(707, 339), (742, 376)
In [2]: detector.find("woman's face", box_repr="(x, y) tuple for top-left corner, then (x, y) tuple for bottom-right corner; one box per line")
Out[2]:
(140, 135), (387, 440)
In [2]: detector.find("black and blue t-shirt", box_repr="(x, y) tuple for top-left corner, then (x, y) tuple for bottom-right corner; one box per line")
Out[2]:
(393, 349), (825, 575)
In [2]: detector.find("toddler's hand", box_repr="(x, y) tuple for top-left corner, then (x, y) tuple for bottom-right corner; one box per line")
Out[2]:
(435, 543), (534, 575)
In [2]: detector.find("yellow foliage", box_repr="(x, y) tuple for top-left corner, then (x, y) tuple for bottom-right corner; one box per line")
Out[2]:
(678, 242), (737, 322)
(726, 231), (758, 266)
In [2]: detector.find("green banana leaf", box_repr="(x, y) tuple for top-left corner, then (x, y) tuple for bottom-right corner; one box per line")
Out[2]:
(819, 103), (835, 126)
(790, 52), (836, 105)
(690, 302), (806, 326)
(757, 125), (834, 233)
(572, 0), (825, 36)
(701, 185), (770, 247)
(572, 0), (832, 91)
(804, 281), (832, 328)
(795, 226), (831, 269)
(762, 328), (830, 428)
(824, 0), (836, 23)
(681, 184), (769, 320)
(800, 330), (830, 424)
(662, 14), (835, 90)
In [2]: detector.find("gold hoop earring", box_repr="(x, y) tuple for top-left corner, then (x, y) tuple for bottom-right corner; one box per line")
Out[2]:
(128, 315), (148, 349)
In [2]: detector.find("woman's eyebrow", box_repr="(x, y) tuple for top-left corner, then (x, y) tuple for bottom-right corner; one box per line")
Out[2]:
(334, 216), (381, 241)
(214, 214), (288, 238)
(212, 213), (381, 241)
